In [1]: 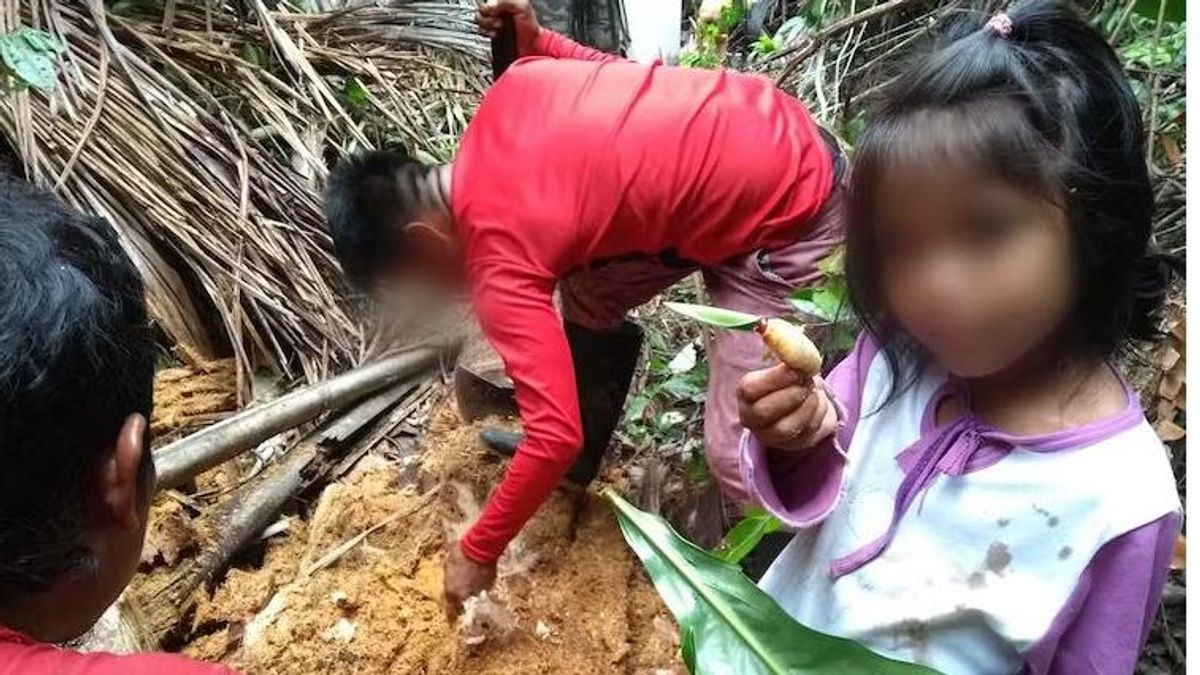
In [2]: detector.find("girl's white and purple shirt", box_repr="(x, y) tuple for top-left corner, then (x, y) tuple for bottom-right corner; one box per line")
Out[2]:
(740, 336), (1181, 675)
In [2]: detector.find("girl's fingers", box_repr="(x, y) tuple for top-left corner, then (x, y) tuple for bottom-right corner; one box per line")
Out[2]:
(738, 363), (804, 405)
(792, 391), (834, 448)
(740, 382), (816, 429)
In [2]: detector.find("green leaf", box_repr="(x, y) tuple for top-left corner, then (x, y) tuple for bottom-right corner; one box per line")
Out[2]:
(713, 508), (783, 564)
(664, 302), (760, 330)
(18, 29), (63, 55)
(789, 285), (846, 322)
(603, 489), (943, 674)
(240, 42), (271, 69)
(751, 34), (778, 56)
(343, 76), (371, 109)
(1132, 0), (1185, 23)
(0, 33), (59, 90)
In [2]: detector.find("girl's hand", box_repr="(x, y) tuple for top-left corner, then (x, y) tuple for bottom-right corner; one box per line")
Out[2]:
(738, 364), (837, 453)
(477, 0), (541, 56)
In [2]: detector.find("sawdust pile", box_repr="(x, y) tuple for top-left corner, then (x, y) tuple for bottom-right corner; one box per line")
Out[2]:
(182, 404), (683, 674)
(153, 356), (239, 438)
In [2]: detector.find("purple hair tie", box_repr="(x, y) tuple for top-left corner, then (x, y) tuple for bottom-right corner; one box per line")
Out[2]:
(987, 12), (1013, 38)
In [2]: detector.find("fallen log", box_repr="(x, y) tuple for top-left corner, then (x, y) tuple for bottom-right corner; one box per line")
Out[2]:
(153, 340), (455, 490)
(136, 379), (430, 645)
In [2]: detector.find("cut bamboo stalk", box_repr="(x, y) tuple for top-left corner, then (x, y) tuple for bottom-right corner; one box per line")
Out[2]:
(153, 340), (455, 490)
(137, 380), (423, 644)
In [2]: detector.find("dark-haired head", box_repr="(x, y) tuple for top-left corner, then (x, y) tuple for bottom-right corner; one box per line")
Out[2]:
(325, 149), (462, 292)
(0, 176), (156, 640)
(846, 0), (1171, 392)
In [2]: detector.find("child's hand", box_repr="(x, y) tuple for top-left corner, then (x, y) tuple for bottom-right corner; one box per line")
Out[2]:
(738, 364), (836, 453)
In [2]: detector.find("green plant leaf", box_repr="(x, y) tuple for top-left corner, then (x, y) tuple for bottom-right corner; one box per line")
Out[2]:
(343, 76), (371, 109)
(18, 29), (63, 55)
(664, 302), (760, 330)
(751, 34), (779, 56)
(603, 489), (943, 674)
(0, 29), (61, 90)
(714, 508), (783, 564)
(1132, 0), (1185, 23)
(792, 278), (849, 319)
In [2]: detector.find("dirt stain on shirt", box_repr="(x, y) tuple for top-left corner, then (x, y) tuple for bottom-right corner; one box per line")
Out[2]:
(1058, 545), (1073, 560)
(985, 542), (1012, 575)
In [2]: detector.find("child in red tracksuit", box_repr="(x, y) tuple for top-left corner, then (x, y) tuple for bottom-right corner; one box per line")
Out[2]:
(0, 177), (234, 674)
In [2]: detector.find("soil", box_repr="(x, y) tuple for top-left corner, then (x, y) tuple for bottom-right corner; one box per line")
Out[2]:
(180, 403), (683, 674)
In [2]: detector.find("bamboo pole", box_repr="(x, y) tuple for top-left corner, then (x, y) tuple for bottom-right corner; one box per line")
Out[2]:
(153, 340), (456, 490)
(137, 380), (424, 644)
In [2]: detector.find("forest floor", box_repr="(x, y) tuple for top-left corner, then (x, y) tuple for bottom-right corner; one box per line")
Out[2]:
(156, 402), (683, 674)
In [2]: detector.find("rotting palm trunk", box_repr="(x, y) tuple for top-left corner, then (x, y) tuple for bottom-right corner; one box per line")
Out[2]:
(153, 340), (455, 490)
(137, 380), (429, 646)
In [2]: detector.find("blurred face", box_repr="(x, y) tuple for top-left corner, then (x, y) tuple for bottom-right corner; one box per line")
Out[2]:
(871, 164), (1074, 377)
(379, 211), (467, 296)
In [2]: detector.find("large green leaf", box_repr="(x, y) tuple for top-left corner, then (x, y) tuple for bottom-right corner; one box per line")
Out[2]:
(604, 489), (943, 675)
(664, 302), (760, 330)
(713, 508), (782, 565)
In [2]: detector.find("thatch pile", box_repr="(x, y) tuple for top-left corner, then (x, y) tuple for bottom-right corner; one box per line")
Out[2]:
(0, 0), (487, 384)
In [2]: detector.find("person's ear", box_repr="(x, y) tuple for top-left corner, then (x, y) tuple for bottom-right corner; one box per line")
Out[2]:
(98, 414), (148, 529)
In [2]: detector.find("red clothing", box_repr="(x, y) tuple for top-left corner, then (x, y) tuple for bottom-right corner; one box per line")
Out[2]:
(0, 625), (236, 674)
(453, 31), (832, 563)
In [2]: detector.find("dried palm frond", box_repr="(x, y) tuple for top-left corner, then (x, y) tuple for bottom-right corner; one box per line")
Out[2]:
(0, 0), (487, 383)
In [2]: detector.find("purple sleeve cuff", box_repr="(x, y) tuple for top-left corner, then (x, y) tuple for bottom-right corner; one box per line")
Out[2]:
(739, 381), (848, 529)
(740, 432), (845, 528)
(1024, 512), (1182, 675)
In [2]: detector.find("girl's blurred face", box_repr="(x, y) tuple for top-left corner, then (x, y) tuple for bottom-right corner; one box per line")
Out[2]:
(872, 166), (1075, 377)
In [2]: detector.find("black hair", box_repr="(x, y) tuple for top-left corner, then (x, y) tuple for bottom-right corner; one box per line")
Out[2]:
(324, 149), (439, 289)
(846, 0), (1172, 395)
(0, 175), (154, 593)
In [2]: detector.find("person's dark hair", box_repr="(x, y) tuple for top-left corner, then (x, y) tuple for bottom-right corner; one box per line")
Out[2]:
(0, 176), (154, 593)
(324, 149), (439, 288)
(846, 0), (1173, 396)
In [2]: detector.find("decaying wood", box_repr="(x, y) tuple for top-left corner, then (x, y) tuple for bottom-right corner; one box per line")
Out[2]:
(137, 379), (430, 645)
(154, 341), (455, 491)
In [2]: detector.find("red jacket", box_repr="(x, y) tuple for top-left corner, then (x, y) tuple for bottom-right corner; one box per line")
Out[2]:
(454, 31), (832, 563)
(0, 625), (237, 674)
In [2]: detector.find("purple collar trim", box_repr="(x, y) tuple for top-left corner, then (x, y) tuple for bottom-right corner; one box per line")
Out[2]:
(829, 378), (1143, 579)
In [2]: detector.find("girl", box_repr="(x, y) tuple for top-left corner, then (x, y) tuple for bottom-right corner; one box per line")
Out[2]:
(734, 2), (1181, 673)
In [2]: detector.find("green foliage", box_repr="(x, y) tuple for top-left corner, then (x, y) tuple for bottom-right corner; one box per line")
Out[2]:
(0, 28), (64, 91)
(713, 508), (783, 564)
(624, 331), (709, 454)
(664, 302), (760, 330)
(804, 0), (830, 29)
(681, 0), (749, 69)
(343, 77), (372, 110)
(604, 489), (943, 674)
(1121, 22), (1186, 70)
(751, 34), (779, 56)
(240, 42), (271, 70)
(680, 47), (723, 69)
(791, 247), (858, 354)
(1131, 0), (1185, 23)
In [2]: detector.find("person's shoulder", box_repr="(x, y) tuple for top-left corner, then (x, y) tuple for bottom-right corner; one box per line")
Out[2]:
(0, 639), (238, 675)
(1068, 416), (1181, 529)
